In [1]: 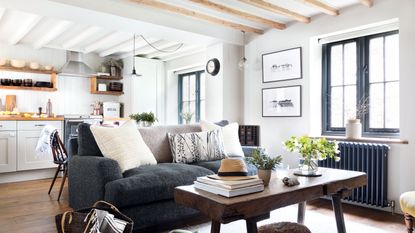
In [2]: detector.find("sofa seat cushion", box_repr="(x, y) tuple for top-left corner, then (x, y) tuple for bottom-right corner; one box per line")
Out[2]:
(104, 163), (214, 208)
(192, 159), (258, 176)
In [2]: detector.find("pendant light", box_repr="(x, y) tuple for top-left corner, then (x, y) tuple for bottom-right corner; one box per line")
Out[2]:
(131, 34), (141, 77)
(238, 31), (247, 70)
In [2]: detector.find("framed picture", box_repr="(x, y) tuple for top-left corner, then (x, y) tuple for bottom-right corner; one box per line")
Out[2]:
(262, 47), (302, 83)
(262, 85), (302, 117)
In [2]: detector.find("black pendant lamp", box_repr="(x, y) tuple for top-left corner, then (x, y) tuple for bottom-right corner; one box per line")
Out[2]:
(132, 34), (141, 77)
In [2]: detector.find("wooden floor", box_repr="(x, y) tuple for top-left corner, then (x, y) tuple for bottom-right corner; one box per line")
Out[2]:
(0, 178), (405, 233)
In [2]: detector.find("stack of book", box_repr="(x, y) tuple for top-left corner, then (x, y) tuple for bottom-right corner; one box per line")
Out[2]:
(194, 176), (264, 198)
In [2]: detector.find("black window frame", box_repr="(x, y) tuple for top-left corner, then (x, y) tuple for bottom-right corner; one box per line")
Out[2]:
(178, 70), (204, 124)
(322, 30), (400, 137)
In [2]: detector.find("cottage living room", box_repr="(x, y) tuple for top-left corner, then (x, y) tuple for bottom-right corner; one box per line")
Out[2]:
(0, 0), (414, 232)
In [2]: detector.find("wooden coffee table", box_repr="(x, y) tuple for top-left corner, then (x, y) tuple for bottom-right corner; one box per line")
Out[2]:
(174, 168), (366, 233)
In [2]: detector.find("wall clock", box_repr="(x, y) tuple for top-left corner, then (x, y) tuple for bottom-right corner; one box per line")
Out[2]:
(206, 58), (220, 76)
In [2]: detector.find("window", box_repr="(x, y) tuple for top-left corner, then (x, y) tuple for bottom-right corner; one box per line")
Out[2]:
(322, 30), (399, 136)
(178, 70), (205, 124)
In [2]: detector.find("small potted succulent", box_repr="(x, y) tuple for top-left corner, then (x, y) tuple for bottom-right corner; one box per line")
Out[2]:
(245, 149), (282, 186)
(284, 136), (340, 176)
(129, 112), (158, 127)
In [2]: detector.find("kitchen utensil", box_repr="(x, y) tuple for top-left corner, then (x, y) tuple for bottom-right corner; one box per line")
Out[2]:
(10, 59), (26, 68)
(34, 81), (52, 88)
(1, 78), (11, 86)
(23, 79), (33, 87)
(12, 79), (22, 86)
(43, 65), (53, 70)
(29, 62), (40, 70)
(5, 95), (16, 111)
(46, 99), (53, 117)
(0, 58), (7, 66)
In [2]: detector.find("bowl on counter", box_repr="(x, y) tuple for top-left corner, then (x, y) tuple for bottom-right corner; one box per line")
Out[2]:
(43, 65), (53, 71)
(23, 79), (33, 87)
(10, 59), (26, 68)
(29, 62), (40, 70)
(0, 58), (8, 66)
(12, 79), (22, 86)
(0, 78), (11, 86)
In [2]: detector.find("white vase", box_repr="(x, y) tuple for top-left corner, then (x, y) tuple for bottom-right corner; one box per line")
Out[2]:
(345, 119), (362, 139)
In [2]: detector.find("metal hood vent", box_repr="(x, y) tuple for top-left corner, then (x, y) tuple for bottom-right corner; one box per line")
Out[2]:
(59, 51), (96, 77)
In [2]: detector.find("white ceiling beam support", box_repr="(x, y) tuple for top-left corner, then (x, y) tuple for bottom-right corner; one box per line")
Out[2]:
(62, 26), (101, 49)
(161, 47), (206, 62)
(9, 15), (42, 45)
(359, 0), (373, 7)
(99, 37), (157, 57)
(33, 20), (72, 49)
(0, 8), (6, 21)
(84, 31), (127, 53)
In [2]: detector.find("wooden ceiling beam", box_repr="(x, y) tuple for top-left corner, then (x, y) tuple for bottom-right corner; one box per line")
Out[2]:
(302, 0), (339, 16)
(189, 0), (285, 30)
(359, 0), (373, 7)
(238, 0), (310, 23)
(130, 0), (264, 34)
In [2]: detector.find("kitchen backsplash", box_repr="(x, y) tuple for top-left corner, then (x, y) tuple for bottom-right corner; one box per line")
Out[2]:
(0, 44), (120, 115)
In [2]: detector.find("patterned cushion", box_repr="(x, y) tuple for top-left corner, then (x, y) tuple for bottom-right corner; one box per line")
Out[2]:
(168, 129), (226, 164)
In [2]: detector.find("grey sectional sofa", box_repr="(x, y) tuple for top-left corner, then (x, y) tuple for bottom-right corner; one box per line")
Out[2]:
(68, 123), (258, 233)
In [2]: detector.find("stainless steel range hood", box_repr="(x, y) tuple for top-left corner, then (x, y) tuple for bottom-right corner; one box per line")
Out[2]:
(59, 51), (96, 77)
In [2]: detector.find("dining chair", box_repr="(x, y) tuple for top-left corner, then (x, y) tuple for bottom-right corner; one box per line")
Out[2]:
(48, 132), (69, 201)
(401, 191), (415, 233)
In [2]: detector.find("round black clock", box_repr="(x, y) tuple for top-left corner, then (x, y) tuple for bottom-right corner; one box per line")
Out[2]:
(206, 58), (220, 76)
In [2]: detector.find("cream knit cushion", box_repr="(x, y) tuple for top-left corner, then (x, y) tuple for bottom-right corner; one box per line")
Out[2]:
(90, 120), (157, 172)
(200, 120), (244, 157)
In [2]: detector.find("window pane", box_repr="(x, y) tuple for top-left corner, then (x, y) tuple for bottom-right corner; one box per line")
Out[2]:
(182, 76), (189, 101)
(344, 42), (357, 85)
(189, 74), (196, 101)
(385, 34), (399, 81)
(385, 81), (399, 128)
(369, 83), (385, 128)
(330, 86), (343, 127)
(189, 100), (196, 123)
(182, 101), (190, 113)
(343, 85), (356, 126)
(200, 73), (205, 100)
(330, 45), (343, 86)
(369, 37), (384, 83)
(200, 100), (205, 121)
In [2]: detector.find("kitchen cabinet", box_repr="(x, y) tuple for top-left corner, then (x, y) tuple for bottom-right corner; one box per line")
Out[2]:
(0, 121), (17, 173)
(16, 121), (62, 171)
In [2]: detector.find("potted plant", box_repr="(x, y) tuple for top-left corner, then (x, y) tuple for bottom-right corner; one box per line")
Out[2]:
(284, 136), (340, 176)
(180, 111), (194, 124)
(346, 96), (369, 139)
(245, 149), (282, 186)
(129, 112), (158, 127)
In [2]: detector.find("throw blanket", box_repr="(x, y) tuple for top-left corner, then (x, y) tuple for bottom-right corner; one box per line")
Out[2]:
(35, 125), (58, 158)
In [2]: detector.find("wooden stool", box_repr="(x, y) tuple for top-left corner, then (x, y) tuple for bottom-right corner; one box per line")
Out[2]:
(400, 191), (415, 233)
(258, 222), (311, 233)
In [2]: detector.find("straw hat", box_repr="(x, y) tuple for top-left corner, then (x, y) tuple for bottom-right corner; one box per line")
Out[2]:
(207, 158), (257, 181)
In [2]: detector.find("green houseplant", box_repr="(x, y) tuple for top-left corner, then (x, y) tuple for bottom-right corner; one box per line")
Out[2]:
(129, 112), (158, 127)
(245, 149), (282, 186)
(284, 136), (340, 176)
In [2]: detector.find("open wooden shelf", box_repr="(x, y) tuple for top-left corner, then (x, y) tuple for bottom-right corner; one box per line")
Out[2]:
(0, 66), (56, 75)
(91, 90), (124, 96)
(0, 85), (57, 92)
(95, 75), (123, 80)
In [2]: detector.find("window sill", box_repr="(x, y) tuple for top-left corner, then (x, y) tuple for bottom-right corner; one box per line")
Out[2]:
(312, 135), (408, 145)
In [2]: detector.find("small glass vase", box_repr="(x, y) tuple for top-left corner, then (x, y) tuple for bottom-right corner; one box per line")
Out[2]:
(296, 157), (320, 176)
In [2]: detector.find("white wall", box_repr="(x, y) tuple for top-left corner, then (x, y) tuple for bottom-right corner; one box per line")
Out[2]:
(244, 0), (415, 211)
(0, 44), (117, 115)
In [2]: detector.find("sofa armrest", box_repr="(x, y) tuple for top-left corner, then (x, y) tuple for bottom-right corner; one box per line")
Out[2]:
(68, 155), (122, 209)
(242, 146), (265, 157)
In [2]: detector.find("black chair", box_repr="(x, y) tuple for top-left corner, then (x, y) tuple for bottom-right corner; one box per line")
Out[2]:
(48, 132), (69, 201)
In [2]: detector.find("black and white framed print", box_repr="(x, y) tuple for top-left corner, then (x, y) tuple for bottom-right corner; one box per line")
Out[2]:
(262, 85), (302, 117)
(262, 47), (302, 83)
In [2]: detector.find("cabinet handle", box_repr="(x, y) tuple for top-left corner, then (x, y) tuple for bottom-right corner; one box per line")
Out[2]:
(35, 124), (46, 127)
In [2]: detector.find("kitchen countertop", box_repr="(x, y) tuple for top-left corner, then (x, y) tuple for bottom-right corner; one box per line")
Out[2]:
(0, 116), (64, 121)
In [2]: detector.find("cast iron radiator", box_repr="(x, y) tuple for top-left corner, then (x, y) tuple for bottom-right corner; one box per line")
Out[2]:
(319, 142), (390, 207)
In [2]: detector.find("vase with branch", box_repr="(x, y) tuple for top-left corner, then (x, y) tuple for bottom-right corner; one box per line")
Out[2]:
(346, 96), (369, 139)
(180, 112), (194, 124)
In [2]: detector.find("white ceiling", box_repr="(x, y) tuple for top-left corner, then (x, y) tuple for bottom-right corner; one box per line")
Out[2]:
(0, 0), (368, 61)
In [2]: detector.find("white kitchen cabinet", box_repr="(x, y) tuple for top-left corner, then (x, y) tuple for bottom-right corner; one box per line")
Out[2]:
(0, 131), (17, 173)
(17, 121), (62, 171)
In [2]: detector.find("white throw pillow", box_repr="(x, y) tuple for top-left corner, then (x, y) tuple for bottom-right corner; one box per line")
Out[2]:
(200, 120), (244, 157)
(90, 120), (157, 172)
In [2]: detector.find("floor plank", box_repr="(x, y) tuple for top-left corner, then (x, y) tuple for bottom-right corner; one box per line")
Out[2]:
(0, 178), (405, 233)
